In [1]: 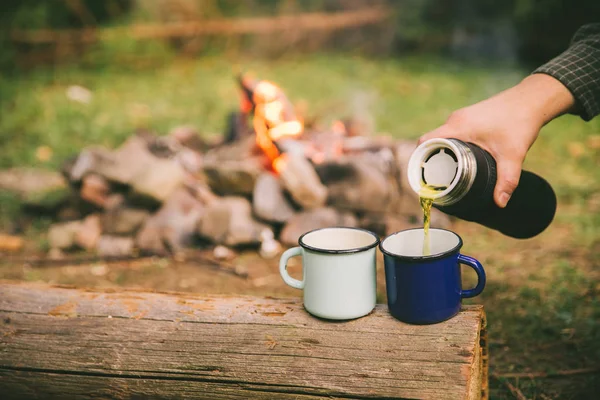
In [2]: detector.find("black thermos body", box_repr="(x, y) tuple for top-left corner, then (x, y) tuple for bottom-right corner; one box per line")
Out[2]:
(407, 138), (557, 239)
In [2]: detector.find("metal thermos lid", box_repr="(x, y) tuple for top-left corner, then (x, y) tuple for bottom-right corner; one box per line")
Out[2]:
(422, 148), (457, 187)
(407, 138), (473, 204)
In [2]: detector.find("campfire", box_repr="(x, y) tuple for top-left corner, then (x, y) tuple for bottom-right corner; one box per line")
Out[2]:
(40, 75), (451, 260)
(241, 76), (303, 166)
(239, 74), (347, 171)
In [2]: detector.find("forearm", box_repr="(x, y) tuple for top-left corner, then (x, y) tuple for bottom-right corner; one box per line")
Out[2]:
(478, 73), (575, 134)
(533, 23), (600, 121)
(511, 74), (576, 127)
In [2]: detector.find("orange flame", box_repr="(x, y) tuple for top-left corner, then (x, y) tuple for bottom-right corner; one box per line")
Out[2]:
(272, 153), (288, 175)
(332, 120), (346, 135)
(249, 79), (303, 171)
(269, 121), (303, 140)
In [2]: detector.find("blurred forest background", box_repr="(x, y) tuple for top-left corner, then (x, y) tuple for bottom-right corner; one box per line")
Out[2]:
(1, 0), (600, 70)
(0, 1), (599, 399)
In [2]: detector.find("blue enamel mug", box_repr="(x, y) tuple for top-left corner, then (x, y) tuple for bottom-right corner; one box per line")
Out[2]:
(380, 228), (486, 325)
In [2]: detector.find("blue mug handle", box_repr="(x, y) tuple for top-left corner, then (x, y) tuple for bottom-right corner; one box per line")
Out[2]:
(458, 254), (486, 298)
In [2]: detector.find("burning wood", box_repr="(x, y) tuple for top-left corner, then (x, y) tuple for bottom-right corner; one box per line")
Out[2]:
(239, 75), (304, 168)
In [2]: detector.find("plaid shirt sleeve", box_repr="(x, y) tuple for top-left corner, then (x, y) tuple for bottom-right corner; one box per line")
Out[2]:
(533, 23), (600, 121)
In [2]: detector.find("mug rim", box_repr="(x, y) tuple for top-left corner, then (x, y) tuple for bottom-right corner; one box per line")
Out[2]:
(379, 227), (463, 262)
(298, 226), (380, 255)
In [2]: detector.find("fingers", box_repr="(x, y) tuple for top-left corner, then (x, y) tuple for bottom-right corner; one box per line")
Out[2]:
(494, 158), (522, 208)
(417, 124), (458, 145)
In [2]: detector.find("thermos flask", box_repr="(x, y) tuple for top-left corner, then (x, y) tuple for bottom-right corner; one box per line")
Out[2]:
(407, 138), (557, 239)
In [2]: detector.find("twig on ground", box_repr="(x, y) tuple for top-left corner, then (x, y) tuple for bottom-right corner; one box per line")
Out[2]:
(494, 367), (600, 379)
(0, 250), (248, 278)
(184, 251), (248, 278)
(492, 374), (528, 400)
(1, 254), (150, 267)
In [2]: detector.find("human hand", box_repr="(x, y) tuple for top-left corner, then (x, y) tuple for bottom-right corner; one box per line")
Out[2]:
(418, 74), (575, 208)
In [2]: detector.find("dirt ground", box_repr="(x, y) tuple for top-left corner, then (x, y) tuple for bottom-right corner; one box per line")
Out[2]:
(0, 245), (389, 300)
(1, 214), (596, 301)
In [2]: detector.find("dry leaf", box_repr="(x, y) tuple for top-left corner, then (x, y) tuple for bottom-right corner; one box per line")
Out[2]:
(35, 146), (53, 162)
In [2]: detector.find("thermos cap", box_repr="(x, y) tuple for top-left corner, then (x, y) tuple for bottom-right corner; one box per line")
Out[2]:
(407, 138), (475, 204)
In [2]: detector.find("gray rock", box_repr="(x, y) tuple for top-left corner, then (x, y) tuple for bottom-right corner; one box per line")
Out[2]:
(136, 219), (167, 255)
(203, 135), (258, 162)
(130, 157), (186, 203)
(68, 146), (132, 184)
(203, 157), (263, 196)
(0, 168), (70, 210)
(277, 154), (328, 209)
(259, 229), (282, 259)
(101, 207), (149, 236)
(67, 137), (154, 184)
(176, 148), (204, 174)
(213, 245), (236, 261)
(136, 188), (205, 255)
(198, 196), (270, 246)
(0, 167), (66, 195)
(48, 220), (83, 250)
(97, 236), (134, 258)
(315, 157), (391, 212)
(68, 136), (186, 203)
(74, 214), (102, 251)
(279, 207), (358, 246)
(252, 172), (296, 223)
(95, 136), (157, 184)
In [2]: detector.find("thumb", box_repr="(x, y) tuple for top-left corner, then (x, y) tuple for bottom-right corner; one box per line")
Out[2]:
(418, 124), (458, 145)
(494, 158), (522, 208)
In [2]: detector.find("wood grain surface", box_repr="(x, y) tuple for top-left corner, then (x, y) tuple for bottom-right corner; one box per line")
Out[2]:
(0, 282), (486, 399)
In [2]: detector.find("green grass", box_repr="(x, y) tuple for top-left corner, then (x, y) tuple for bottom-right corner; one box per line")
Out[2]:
(0, 54), (528, 168)
(1, 53), (599, 398)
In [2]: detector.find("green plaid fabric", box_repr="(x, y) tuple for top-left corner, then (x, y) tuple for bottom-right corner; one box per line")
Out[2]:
(534, 23), (600, 121)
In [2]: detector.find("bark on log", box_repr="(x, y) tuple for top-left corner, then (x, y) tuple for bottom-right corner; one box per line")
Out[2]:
(0, 282), (487, 399)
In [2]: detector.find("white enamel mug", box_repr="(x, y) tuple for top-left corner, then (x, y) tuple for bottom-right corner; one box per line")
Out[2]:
(279, 227), (380, 320)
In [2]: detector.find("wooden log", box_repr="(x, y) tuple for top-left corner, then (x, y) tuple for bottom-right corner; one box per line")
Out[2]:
(10, 8), (389, 45)
(0, 282), (487, 399)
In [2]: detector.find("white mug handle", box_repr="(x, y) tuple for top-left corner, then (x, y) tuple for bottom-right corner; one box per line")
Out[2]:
(279, 247), (304, 289)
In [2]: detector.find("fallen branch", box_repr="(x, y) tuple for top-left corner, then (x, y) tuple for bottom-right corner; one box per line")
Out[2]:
(492, 373), (528, 400)
(494, 367), (600, 379)
(186, 251), (248, 279)
(500, 378), (527, 400)
(11, 7), (389, 44)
